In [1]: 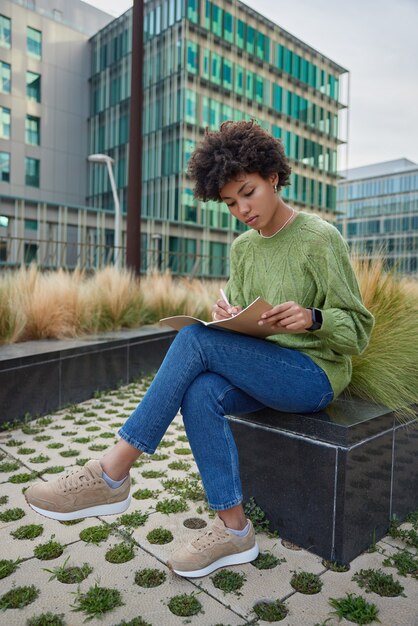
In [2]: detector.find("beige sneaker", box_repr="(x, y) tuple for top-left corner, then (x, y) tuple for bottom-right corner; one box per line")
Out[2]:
(25, 460), (131, 521)
(167, 516), (259, 578)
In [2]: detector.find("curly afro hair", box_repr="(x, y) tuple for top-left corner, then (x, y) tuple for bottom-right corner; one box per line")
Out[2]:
(187, 119), (292, 202)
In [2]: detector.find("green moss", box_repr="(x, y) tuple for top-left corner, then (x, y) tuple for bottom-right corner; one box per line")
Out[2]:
(88, 443), (108, 451)
(253, 600), (288, 622)
(146, 527), (173, 544)
(132, 488), (159, 500)
(71, 583), (124, 620)
(33, 435), (52, 441)
(173, 447), (192, 455)
(0, 585), (40, 609)
(8, 471), (38, 483)
(168, 593), (202, 617)
(155, 498), (189, 514)
(29, 454), (50, 463)
(116, 511), (148, 528)
(47, 442), (64, 449)
(134, 568), (166, 588)
(0, 461), (20, 472)
(43, 466), (65, 474)
(11, 524), (43, 540)
(352, 568), (405, 597)
(36, 416), (53, 426)
(85, 426), (101, 432)
(26, 612), (66, 626)
(0, 507), (25, 522)
(105, 542), (135, 563)
(322, 559), (350, 572)
(158, 440), (175, 448)
(99, 431), (116, 438)
(161, 477), (205, 502)
(59, 449), (80, 457)
(62, 431), (77, 436)
(211, 569), (245, 594)
(82, 411), (97, 418)
(176, 434), (189, 442)
(5, 438), (24, 446)
(141, 469), (166, 479)
(17, 447), (36, 455)
(44, 558), (93, 584)
(0, 495), (9, 505)
(290, 571), (323, 594)
(252, 552), (285, 570)
(79, 525), (112, 545)
(34, 538), (64, 560)
(148, 452), (169, 461)
(0, 559), (21, 579)
(329, 593), (379, 625)
(21, 425), (42, 435)
(71, 437), (91, 444)
(382, 548), (418, 578)
(167, 460), (191, 471)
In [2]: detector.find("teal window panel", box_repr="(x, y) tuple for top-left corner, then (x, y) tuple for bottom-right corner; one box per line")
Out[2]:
(308, 62), (317, 88)
(210, 99), (221, 129)
(25, 157), (40, 187)
(283, 47), (292, 73)
(292, 93), (300, 119)
(256, 31), (264, 60)
(255, 76), (263, 103)
(211, 51), (221, 84)
(286, 90), (292, 116)
(246, 25), (255, 54)
(209, 241), (227, 276)
(0, 151), (10, 181)
(0, 61), (10, 93)
(0, 15), (11, 48)
(110, 77), (121, 105)
(221, 103), (233, 122)
(202, 95), (210, 126)
(272, 125), (281, 138)
(27, 26), (42, 59)
(176, 0), (183, 21)
(187, 41), (198, 73)
(25, 114), (40, 145)
(299, 97), (308, 122)
(236, 19), (244, 48)
(25, 219), (38, 231)
(224, 12), (233, 43)
(0, 106), (10, 139)
(320, 69), (326, 93)
(245, 70), (253, 99)
(222, 59), (232, 90)
(203, 48), (210, 79)
(185, 89), (197, 123)
(187, 0), (198, 23)
(184, 139), (196, 166)
(292, 53), (300, 79)
(155, 4), (161, 35)
(204, 0), (211, 30)
(301, 58), (309, 83)
(284, 130), (291, 155)
(26, 71), (41, 102)
(334, 77), (339, 100)
(0, 215), (8, 227)
(274, 43), (284, 69)
(235, 64), (243, 95)
(212, 4), (222, 37)
(272, 84), (282, 112)
(169, 0), (176, 25)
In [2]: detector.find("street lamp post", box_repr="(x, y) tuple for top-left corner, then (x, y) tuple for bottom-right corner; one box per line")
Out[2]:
(88, 153), (122, 268)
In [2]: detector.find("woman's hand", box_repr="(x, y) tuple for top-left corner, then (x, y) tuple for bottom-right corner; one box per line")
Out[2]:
(258, 301), (313, 332)
(212, 299), (242, 321)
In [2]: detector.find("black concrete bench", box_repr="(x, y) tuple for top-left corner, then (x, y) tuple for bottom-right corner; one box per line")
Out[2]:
(227, 396), (418, 564)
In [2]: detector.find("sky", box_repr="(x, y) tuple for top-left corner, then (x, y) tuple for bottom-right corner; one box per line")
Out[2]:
(84, 0), (418, 170)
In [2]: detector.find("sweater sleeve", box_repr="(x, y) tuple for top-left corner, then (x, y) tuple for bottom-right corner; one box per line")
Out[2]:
(308, 228), (374, 356)
(224, 240), (246, 308)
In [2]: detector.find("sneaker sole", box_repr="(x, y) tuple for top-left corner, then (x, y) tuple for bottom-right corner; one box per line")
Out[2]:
(27, 495), (131, 521)
(171, 542), (259, 578)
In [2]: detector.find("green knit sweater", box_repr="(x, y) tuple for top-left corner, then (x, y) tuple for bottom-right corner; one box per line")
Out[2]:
(224, 211), (375, 399)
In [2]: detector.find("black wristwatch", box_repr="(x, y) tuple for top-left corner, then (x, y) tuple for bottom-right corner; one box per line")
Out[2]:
(306, 307), (323, 331)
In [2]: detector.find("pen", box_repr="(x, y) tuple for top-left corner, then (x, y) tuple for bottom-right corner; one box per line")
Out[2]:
(220, 288), (231, 307)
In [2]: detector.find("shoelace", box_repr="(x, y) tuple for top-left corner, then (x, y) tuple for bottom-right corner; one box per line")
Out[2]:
(57, 464), (98, 492)
(191, 525), (228, 551)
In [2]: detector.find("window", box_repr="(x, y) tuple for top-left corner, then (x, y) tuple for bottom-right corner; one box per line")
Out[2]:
(187, 41), (198, 74)
(224, 12), (233, 44)
(187, 0), (198, 24)
(0, 151), (10, 181)
(26, 71), (41, 102)
(212, 4), (222, 37)
(0, 61), (10, 93)
(26, 115), (40, 145)
(27, 26), (42, 59)
(222, 59), (232, 90)
(246, 25), (255, 54)
(25, 157), (40, 187)
(0, 106), (10, 139)
(236, 19), (244, 48)
(0, 15), (11, 48)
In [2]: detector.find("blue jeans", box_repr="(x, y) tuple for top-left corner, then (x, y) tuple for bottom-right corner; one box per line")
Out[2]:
(119, 325), (333, 510)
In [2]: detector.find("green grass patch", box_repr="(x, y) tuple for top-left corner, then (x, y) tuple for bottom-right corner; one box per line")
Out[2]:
(36, 416), (53, 426)
(161, 477), (205, 501)
(290, 571), (323, 594)
(44, 557), (93, 583)
(0, 558), (21, 579)
(112, 618), (151, 626)
(0, 460), (20, 472)
(34, 538), (64, 560)
(5, 438), (24, 446)
(158, 439), (175, 448)
(167, 460), (191, 471)
(134, 568), (166, 588)
(329, 593), (379, 624)
(43, 465), (65, 474)
(99, 431), (116, 438)
(0, 585), (40, 609)
(0, 507), (25, 522)
(352, 568), (405, 597)
(88, 443), (108, 451)
(148, 452), (169, 461)
(72, 437), (91, 444)
(29, 454), (50, 463)
(253, 600), (288, 622)
(59, 449), (80, 457)
(146, 527), (173, 544)
(8, 471), (38, 483)
(79, 524), (112, 545)
(211, 569), (246, 594)
(27, 612), (66, 626)
(105, 542), (135, 563)
(252, 552), (285, 570)
(168, 593), (202, 617)
(116, 511), (149, 528)
(33, 435), (52, 442)
(0, 495), (8, 505)
(382, 548), (418, 578)
(62, 431), (77, 436)
(244, 497), (274, 534)
(85, 426), (101, 432)
(155, 497), (189, 514)
(173, 447), (192, 455)
(11, 524), (43, 540)
(71, 583), (124, 620)
(322, 559), (350, 572)
(141, 469), (166, 479)
(132, 488), (159, 500)
(17, 447), (36, 454)
(47, 442), (64, 449)
(75, 458), (89, 466)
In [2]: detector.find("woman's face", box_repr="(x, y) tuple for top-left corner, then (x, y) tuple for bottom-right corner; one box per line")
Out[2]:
(220, 172), (281, 236)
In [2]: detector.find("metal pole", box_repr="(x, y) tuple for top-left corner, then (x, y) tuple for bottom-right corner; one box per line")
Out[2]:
(106, 159), (121, 268)
(126, 0), (144, 276)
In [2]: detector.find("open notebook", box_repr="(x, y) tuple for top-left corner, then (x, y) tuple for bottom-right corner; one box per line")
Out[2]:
(160, 297), (292, 338)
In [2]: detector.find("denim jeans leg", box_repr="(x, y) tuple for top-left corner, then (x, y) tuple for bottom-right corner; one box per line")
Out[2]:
(181, 372), (264, 510)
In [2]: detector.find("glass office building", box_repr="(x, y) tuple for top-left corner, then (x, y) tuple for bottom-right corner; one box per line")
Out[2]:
(337, 159), (418, 274)
(88, 0), (347, 276)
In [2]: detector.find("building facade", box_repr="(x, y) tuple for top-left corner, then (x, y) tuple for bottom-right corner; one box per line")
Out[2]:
(337, 159), (418, 275)
(1, 0), (348, 276)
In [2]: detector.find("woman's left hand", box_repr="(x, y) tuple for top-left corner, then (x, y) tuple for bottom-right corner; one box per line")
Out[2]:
(258, 301), (313, 332)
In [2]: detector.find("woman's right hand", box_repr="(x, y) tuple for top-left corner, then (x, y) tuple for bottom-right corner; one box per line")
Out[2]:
(212, 299), (242, 321)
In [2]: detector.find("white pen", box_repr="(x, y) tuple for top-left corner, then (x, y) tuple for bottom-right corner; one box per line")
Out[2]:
(219, 288), (231, 307)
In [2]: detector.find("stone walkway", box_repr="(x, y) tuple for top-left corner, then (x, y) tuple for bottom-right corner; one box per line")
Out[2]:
(0, 377), (417, 626)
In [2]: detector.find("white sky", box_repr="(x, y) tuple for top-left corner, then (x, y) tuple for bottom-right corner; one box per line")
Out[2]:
(84, 0), (418, 170)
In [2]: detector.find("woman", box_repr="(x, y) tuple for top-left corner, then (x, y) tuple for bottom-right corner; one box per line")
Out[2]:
(26, 120), (374, 578)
